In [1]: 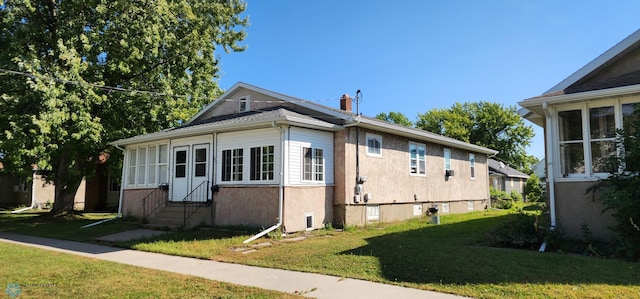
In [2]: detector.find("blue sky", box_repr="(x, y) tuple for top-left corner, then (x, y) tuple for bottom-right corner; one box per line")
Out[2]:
(217, 1), (640, 160)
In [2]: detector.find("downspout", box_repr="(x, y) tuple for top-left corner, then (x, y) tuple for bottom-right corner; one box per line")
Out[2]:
(243, 122), (285, 244)
(539, 102), (556, 251)
(81, 144), (126, 228)
(11, 170), (38, 214)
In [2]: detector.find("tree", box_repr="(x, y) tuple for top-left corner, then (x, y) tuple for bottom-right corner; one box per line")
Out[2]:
(524, 173), (544, 202)
(416, 102), (537, 173)
(375, 111), (413, 127)
(0, 0), (248, 213)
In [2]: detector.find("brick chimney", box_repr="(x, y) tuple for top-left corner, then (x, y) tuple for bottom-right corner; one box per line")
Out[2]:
(340, 94), (352, 112)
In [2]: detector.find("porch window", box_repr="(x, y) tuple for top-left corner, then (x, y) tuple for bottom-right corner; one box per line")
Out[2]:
(557, 101), (640, 178)
(222, 149), (243, 181)
(137, 148), (147, 184)
(158, 144), (168, 184)
(250, 145), (275, 181)
(303, 147), (324, 182)
(126, 143), (169, 187)
(128, 148), (137, 185)
(469, 153), (476, 179)
(366, 133), (382, 157)
(409, 142), (426, 175)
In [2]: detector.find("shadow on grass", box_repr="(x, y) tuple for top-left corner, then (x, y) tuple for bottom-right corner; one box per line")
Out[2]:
(341, 214), (640, 286)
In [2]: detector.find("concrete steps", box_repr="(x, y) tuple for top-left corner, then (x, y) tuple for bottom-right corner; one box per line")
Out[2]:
(146, 205), (212, 228)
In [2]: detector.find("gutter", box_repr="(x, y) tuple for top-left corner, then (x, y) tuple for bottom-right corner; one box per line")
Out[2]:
(11, 170), (39, 214)
(81, 144), (126, 228)
(243, 123), (286, 243)
(539, 102), (556, 252)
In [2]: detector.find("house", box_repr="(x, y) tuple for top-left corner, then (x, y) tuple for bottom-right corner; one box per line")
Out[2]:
(531, 158), (546, 184)
(519, 29), (640, 240)
(488, 159), (529, 198)
(0, 160), (119, 212)
(110, 82), (497, 233)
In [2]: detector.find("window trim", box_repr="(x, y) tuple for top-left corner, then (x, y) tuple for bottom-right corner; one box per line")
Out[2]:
(126, 143), (170, 188)
(366, 205), (380, 221)
(250, 145), (275, 181)
(554, 100), (640, 180)
(239, 96), (250, 112)
(365, 133), (383, 157)
(444, 148), (452, 171)
(409, 142), (427, 176)
(302, 146), (325, 182)
(469, 153), (476, 180)
(305, 212), (314, 231)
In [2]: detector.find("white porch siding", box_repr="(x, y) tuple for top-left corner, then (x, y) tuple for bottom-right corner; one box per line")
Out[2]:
(216, 128), (281, 185)
(287, 127), (334, 185)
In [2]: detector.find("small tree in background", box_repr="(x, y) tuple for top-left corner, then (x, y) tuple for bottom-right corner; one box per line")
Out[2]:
(524, 173), (544, 202)
(375, 111), (413, 127)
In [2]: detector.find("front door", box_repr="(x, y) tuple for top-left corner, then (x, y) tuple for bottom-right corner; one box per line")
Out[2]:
(171, 144), (211, 202)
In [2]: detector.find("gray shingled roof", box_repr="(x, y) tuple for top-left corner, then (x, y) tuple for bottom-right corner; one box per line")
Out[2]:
(488, 159), (530, 179)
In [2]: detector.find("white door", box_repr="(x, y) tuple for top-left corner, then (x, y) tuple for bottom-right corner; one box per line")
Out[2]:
(191, 144), (210, 202)
(171, 146), (189, 201)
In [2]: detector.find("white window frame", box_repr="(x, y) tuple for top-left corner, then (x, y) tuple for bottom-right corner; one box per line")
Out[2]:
(409, 142), (426, 176)
(250, 145), (275, 181)
(444, 148), (452, 171)
(365, 133), (382, 157)
(304, 212), (314, 231)
(441, 203), (450, 213)
(239, 96), (250, 112)
(367, 205), (380, 221)
(468, 201), (474, 211)
(555, 99), (640, 180)
(222, 148), (244, 182)
(469, 153), (476, 179)
(126, 143), (170, 188)
(302, 147), (325, 182)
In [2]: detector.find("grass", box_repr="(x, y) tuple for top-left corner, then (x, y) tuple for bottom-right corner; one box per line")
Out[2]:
(2, 208), (640, 298)
(0, 241), (299, 299)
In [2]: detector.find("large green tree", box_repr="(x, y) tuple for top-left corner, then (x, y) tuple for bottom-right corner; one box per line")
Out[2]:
(0, 0), (248, 213)
(416, 102), (537, 172)
(375, 111), (413, 127)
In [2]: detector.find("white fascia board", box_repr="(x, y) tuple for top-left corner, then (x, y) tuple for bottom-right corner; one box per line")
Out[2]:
(110, 117), (341, 147)
(355, 118), (498, 155)
(545, 29), (640, 94)
(519, 83), (640, 108)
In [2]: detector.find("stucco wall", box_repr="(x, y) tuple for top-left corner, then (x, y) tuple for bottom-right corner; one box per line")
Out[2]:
(122, 188), (158, 219)
(334, 127), (490, 226)
(554, 181), (616, 240)
(213, 186), (279, 228)
(282, 186), (334, 232)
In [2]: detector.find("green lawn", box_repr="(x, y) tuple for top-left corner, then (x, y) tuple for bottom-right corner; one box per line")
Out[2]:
(0, 241), (299, 299)
(2, 209), (639, 299)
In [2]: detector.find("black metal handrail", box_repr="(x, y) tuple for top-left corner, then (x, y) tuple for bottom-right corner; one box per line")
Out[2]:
(142, 183), (169, 223)
(182, 180), (210, 227)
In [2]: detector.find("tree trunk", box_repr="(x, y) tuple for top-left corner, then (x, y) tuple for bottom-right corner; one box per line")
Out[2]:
(50, 156), (84, 214)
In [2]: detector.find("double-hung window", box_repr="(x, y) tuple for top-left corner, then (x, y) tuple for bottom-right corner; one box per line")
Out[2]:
(250, 145), (275, 181)
(469, 153), (476, 179)
(222, 148), (243, 181)
(557, 101), (640, 178)
(366, 134), (382, 157)
(409, 142), (426, 175)
(303, 147), (324, 182)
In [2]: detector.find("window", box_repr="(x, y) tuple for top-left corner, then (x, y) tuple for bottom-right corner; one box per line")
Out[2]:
(444, 148), (451, 171)
(239, 96), (249, 112)
(589, 106), (616, 173)
(303, 147), (324, 182)
(468, 201), (474, 211)
(222, 149), (243, 181)
(366, 134), (382, 157)
(469, 153), (476, 179)
(174, 150), (187, 178)
(305, 213), (314, 231)
(250, 146), (275, 181)
(367, 205), (380, 221)
(128, 148), (137, 185)
(409, 142), (426, 175)
(127, 143), (169, 187)
(109, 175), (120, 192)
(194, 148), (207, 177)
(441, 203), (450, 213)
(559, 109), (585, 176)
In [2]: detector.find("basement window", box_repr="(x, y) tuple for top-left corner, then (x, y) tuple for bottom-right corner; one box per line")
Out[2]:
(305, 213), (314, 231)
(367, 205), (380, 221)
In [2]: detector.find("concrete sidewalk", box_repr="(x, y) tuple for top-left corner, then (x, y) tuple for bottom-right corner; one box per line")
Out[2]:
(0, 232), (470, 299)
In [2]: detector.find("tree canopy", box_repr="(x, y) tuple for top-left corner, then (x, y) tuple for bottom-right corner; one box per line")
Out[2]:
(0, 0), (248, 213)
(375, 111), (413, 127)
(412, 101), (536, 172)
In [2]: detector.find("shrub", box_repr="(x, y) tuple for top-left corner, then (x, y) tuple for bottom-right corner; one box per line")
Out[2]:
(494, 199), (513, 209)
(524, 173), (545, 202)
(487, 212), (547, 250)
(510, 190), (523, 202)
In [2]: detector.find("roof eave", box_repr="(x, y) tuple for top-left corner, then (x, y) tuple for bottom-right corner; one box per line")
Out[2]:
(519, 84), (640, 109)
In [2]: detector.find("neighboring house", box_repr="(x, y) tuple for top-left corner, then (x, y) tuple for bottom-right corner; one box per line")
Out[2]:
(519, 29), (640, 240)
(110, 82), (498, 232)
(532, 158), (546, 184)
(488, 159), (529, 198)
(0, 160), (119, 211)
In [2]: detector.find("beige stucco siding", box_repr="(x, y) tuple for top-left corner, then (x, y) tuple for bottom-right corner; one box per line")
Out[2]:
(214, 186), (279, 227)
(122, 188), (158, 218)
(282, 186), (334, 232)
(553, 181), (616, 240)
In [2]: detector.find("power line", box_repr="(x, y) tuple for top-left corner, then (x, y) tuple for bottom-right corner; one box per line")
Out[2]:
(0, 67), (342, 104)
